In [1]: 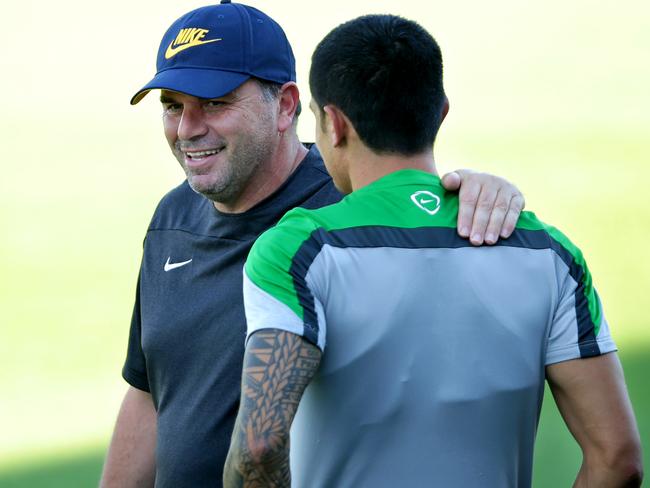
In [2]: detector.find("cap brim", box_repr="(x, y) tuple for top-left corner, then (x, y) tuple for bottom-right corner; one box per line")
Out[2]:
(130, 68), (251, 105)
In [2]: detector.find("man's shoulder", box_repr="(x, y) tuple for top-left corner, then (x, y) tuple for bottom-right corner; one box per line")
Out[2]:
(153, 180), (200, 214)
(253, 207), (321, 256)
(148, 180), (208, 231)
(514, 211), (586, 263)
(246, 207), (330, 285)
(246, 194), (363, 279)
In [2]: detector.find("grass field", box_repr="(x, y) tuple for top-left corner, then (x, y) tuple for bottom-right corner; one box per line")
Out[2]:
(2, 349), (644, 487)
(1, 0), (648, 486)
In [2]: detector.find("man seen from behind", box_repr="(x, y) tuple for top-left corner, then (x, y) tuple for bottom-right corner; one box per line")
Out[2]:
(225, 14), (643, 488)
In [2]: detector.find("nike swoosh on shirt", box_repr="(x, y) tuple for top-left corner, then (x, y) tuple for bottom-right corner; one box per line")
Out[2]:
(165, 38), (222, 59)
(164, 257), (193, 272)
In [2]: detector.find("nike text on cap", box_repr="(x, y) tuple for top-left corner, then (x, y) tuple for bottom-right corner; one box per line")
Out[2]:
(130, 1), (296, 104)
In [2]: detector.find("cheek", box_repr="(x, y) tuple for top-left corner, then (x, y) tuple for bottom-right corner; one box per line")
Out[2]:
(162, 117), (179, 148)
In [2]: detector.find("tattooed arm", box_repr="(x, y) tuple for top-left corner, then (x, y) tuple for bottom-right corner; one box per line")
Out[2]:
(223, 330), (322, 488)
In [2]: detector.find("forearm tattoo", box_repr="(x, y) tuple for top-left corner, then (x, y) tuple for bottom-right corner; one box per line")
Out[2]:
(224, 330), (321, 488)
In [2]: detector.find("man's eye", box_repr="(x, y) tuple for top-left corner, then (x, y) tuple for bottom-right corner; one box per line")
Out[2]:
(163, 103), (182, 115)
(205, 100), (224, 111)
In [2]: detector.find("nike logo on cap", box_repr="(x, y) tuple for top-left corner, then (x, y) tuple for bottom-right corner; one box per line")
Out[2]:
(164, 257), (193, 272)
(165, 27), (222, 59)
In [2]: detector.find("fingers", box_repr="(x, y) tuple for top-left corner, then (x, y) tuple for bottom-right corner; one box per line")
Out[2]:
(467, 183), (498, 245)
(500, 194), (525, 238)
(440, 171), (461, 192)
(483, 190), (510, 244)
(455, 172), (481, 238)
(452, 169), (525, 245)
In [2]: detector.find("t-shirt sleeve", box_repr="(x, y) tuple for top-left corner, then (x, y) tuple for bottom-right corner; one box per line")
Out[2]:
(545, 250), (617, 366)
(122, 271), (151, 392)
(243, 212), (326, 351)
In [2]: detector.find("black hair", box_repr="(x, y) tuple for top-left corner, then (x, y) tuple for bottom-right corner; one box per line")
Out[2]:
(309, 15), (445, 155)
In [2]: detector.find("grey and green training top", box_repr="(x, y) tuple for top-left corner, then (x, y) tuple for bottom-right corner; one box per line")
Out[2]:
(243, 169), (616, 488)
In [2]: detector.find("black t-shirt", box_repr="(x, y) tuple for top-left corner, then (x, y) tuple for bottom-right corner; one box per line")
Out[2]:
(122, 145), (341, 487)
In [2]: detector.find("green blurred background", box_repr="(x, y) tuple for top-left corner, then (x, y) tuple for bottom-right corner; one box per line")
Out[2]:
(1, 0), (648, 486)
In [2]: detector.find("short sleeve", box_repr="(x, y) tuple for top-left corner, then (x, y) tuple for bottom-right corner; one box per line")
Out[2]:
(545, 253), (617, 365)
(243, 212), (326, 351)
(122, 271), (151, 392)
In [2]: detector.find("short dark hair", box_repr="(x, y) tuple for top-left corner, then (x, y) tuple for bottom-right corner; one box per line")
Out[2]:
(254, 78), (302, 120)
(309, 15), (446, 155)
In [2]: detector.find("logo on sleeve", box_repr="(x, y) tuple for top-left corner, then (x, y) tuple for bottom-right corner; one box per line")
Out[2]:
(410, 190), (441, 215)
(165, 28), (222, 59)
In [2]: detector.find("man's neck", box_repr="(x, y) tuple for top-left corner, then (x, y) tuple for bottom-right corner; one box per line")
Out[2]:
(213, 135), (308, 214)
(348, 146), (438, 192)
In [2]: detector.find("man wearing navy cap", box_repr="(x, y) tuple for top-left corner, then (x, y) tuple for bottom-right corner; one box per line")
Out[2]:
(100, 2), (526, 486)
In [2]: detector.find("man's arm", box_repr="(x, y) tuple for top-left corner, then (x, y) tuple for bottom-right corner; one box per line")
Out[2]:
(441, 169), (525, 245)
(100, 386), (157, 488)
(546, 353), (643, 487)
(224, 330), (321, 488)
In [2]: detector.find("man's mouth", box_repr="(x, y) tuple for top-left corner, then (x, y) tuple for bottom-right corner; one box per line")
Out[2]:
(184, 146), (225, 160)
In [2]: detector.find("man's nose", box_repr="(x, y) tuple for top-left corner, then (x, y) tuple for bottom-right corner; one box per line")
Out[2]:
(177, 105), (209, 141)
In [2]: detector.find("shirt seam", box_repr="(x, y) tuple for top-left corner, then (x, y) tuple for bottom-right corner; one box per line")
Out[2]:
(146, 227), (253, 243)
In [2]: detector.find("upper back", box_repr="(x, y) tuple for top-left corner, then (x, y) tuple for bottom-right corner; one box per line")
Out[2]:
(244, 169), (614, 487)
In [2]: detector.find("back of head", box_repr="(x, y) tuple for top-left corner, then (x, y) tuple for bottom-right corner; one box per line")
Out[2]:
(309, 15), (446, 155)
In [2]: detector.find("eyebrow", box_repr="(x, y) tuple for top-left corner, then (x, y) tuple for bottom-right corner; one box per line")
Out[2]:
(160, 95), (177, 104)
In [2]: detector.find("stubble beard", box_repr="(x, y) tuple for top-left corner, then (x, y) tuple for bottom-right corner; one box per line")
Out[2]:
(180, 126), (276, 205)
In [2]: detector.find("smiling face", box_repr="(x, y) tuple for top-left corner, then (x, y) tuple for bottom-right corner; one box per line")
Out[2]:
(161, 80), (278, 205)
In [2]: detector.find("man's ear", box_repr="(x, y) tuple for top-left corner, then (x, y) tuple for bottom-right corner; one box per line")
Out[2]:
(277, 82), (300, 132)
(323, 105), (349, 147)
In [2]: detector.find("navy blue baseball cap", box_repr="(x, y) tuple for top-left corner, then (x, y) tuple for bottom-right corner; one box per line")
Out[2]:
(131, 1), (296, 104)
